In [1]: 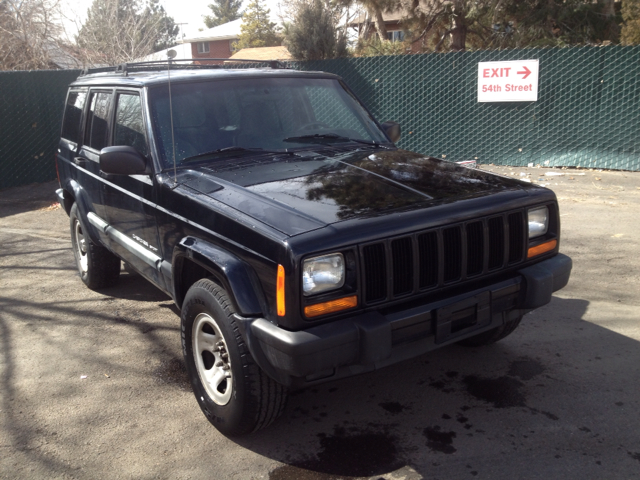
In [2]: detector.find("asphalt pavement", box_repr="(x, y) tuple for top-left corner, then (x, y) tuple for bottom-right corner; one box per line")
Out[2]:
(1, 166), (639, 479)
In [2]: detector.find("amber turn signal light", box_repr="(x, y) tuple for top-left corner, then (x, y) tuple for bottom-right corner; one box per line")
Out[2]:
(277, 264), (285, 316)
(304, 295), (358, 318)
(527, 239), (557, 258)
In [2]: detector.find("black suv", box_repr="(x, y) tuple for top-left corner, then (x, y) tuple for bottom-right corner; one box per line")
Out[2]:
(56, 60), (571, 435)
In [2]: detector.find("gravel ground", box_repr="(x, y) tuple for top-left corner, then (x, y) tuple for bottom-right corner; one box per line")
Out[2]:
(1, 166), (639, 480)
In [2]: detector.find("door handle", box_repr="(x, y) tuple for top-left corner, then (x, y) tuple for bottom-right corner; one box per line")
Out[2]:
(73, 156), (86, 167)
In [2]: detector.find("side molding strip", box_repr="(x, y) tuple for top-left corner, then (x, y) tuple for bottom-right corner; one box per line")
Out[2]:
(64, 159), (273, 262)
(87, 212), (163, 270)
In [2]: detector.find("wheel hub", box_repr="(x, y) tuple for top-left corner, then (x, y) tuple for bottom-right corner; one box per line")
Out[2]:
(74, 219), (88, 273)
(193, 313), (232, 405)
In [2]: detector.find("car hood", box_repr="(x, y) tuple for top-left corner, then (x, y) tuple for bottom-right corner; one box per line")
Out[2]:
(178, 148), (533, 236)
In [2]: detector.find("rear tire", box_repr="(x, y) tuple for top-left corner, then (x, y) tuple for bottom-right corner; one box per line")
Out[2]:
(181, 278), (287, 435)
(458, 315), (523, 347)
(70, 203), (121, 290)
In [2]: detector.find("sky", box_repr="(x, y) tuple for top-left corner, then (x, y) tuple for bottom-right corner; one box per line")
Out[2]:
(60, 0), (284, 40)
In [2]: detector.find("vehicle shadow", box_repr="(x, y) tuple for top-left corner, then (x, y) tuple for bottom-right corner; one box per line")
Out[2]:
(0, 181), (59, 218)
(98, 269), (174, 305)
(230, 295), (640, 479)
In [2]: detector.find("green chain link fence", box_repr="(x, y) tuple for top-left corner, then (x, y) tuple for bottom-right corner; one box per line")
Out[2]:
(0, 69), (80, 190)
(1, 45), (638, 190)
(297, 45), (640, 171)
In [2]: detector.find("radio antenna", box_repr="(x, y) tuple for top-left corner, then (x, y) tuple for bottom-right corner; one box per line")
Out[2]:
(167, 49), (177, 183)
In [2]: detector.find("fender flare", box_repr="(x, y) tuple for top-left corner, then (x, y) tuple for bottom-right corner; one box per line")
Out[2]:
(172, 236), (267, 317)
(62, 179), (102, 245)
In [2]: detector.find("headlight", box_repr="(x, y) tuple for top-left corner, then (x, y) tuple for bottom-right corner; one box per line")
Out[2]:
(302, 253), (345, 296)
(528, 206), (549, 239)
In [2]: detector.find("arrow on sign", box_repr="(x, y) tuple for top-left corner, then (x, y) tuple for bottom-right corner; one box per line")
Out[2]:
(517, 66), (532, 79)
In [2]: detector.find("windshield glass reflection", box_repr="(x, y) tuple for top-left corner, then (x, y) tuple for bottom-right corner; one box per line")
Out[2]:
(148, 77), (389, 168)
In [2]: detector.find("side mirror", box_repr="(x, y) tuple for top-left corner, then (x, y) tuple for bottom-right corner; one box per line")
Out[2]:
(380, 121), (401, 143)
(100, 146), (148, 175)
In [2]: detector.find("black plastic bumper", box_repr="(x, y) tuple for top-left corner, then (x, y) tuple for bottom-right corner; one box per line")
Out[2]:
(248, 253), (572, 387)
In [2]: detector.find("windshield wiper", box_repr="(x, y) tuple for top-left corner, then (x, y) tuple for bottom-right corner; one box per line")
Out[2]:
(282, 133), (380, 146)
(182, 146), (292, 164)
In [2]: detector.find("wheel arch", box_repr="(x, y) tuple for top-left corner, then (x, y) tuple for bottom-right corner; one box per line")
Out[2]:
(172, 237), (268, 318)
(64, 180), (102, 244)
(57, 186), (75, 216)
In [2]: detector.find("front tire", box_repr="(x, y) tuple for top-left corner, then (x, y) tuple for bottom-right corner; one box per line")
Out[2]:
(181, 278), (287, 435)
(70, 203), (120, 290)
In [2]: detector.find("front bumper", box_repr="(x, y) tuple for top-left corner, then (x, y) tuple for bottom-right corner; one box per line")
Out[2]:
(247, 253), (572, 388)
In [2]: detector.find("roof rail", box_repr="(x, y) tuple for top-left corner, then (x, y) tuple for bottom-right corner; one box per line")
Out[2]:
(79, 58), (289, 77)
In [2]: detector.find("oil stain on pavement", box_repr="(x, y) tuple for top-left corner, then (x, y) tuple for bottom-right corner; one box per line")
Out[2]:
(423, 426), (457, 454)
(461, 358), (560, 420)
(462, 375), (527, 408)
(269, 426), (404, 480)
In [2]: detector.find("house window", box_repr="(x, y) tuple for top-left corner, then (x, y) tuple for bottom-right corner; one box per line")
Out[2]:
(387, 31), (405, 42)
(197, 42), (210, 54)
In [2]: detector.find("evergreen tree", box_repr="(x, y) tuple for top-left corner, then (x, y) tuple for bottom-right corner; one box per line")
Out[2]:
(77, 0), (178, 65)
(145, 0), (180, 50)
(395, 0), (621, 52)
(203, 0), (243, 29)
(495, 0), (621, 47)
(285, 0), (347, 60)
(235, 0), (280, 50)
(622, 0), (640, 44)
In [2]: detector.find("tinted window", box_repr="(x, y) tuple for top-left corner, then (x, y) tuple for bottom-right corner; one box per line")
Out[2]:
(305, 85), (368, 137)
(114, 93), (148, 156)
(85, 91), (112, 151)
(148, 77), (387, 167)
(61, 89), (87, 143)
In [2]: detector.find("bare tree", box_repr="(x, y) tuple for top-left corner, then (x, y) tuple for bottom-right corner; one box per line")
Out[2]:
(0, 0), (63, 70)
(75, 0), (178, 66)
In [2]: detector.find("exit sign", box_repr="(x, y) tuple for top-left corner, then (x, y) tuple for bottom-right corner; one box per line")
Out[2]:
(477, 60), (539, 102)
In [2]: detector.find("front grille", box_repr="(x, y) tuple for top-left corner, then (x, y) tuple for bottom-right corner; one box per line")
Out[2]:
(360, 211), (526, 305)
(362, 243), (387, 303)
(391, 237), (413, 296)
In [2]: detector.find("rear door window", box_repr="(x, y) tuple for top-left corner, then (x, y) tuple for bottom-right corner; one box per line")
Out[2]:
(85, 91), (112, 151)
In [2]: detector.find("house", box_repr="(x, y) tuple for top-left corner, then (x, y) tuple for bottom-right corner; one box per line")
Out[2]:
(351, 10), (407, 44)
(134, 43), (193, 63)
(229, 46), (291, 62)
(178, 19), (242, 61)
(44, 43), (92, 69)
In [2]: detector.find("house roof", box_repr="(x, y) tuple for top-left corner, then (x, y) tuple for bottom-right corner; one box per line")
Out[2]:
(229, 46), (292, 61)
(179, 19), (243, 43)
(134, 43), (193, 63)
(44, 43), (88, 69)
(351, 10), (404, 26)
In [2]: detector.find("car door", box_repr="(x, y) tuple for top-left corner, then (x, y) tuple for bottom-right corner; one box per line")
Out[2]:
(67, 88), (111, 244)
(100, 89), (165, 289)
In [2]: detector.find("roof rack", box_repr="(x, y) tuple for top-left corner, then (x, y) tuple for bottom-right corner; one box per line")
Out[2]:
(79, 58), (289, 77)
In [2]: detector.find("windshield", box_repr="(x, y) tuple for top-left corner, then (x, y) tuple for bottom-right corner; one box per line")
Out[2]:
(147, 76), (389, 167)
